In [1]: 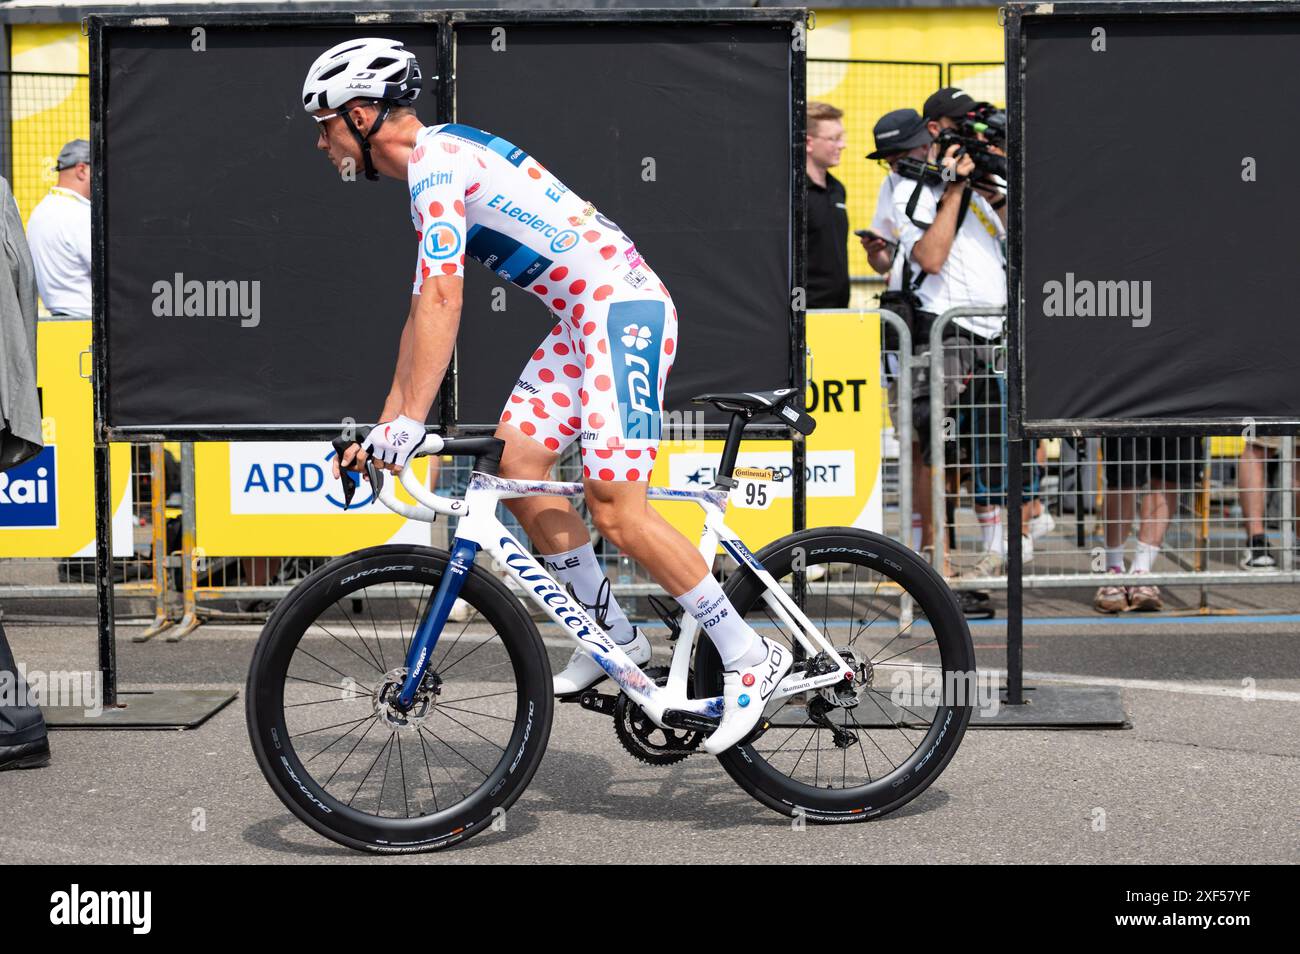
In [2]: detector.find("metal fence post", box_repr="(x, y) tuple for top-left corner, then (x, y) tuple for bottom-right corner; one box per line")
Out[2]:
(167, 442), (200, 641)
(1282, 436), (1295, 573)
(928, 313), (951, 574)
(136, 442), (174, 641)
(879, 308), (913, 633)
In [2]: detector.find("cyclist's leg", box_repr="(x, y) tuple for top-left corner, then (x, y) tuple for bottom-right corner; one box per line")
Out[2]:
(495, 317), (641, 651)
(575, 294), (772, 666)
(496, 319), (589, 552)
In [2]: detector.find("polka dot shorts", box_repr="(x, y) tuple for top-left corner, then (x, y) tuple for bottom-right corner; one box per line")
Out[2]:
(499, 281), (678, 482)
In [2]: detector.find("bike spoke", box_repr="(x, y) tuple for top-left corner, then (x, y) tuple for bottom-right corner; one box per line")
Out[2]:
(338, 600), (386, 674)
(432, 707), (507, 754)
(351, 732), (395, 809)
(417, 724), (492, 780)
(323, 716), (380, 788)
(291, 647), (375, 693)
(310, 618), (385, 676)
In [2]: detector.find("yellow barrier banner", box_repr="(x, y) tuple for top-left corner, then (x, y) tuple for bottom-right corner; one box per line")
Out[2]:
(650, 310), (882, 551)
(194, 442), (436, 556)
(0, 320), (133, 557)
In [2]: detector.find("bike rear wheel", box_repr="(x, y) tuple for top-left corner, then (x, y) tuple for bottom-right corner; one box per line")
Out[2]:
(694, 527), (976, 822)
(246, 544), (553, 853)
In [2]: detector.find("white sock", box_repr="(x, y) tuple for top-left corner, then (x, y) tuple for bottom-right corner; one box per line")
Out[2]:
(977, 509), (1002, 551)
(542, 543), (635, 644)
(1106, 545), (1126, 572)
(675, 572), (764, 667)
(911, 512), (923, 551)
(1132, 540), (1160, 574)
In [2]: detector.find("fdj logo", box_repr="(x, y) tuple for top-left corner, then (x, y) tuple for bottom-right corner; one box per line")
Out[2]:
(423, 221), (462, 260)
(549, 229), (578, 254)
(606, 300), (665, 441)
(0, 446), (57, 528)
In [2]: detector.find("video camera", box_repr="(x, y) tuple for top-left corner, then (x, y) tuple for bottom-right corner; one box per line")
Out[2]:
(893, 101), (1008, 186)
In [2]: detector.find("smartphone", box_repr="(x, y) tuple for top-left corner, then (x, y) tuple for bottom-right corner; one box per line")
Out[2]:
(855, 229), (896, 248)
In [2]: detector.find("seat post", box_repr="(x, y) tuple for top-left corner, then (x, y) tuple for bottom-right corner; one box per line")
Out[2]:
(714, 411), (750, 486)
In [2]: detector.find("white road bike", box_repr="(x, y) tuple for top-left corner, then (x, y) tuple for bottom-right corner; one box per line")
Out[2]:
(246, 390), (975, 853)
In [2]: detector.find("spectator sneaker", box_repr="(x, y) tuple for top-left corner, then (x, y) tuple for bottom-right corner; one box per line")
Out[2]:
(1093, 569), (1129, 614)
(1127, 573), (1163, 612)
(1240, 536), (1277, 570)
(1028, 509), (1057, 541)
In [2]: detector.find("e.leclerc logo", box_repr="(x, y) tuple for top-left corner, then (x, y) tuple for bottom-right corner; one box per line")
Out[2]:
(423, 221), (462, 260)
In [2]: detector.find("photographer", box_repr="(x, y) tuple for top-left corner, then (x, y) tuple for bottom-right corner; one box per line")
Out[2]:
(894, 88), (1041, 581)
(863, 109), (933, 552)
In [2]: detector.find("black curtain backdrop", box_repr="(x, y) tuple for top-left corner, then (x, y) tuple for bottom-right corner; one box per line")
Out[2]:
(1022, 14), (1300, 425)
(105, 25), (441, 428)
(453, 21), (794, 428)
(102, 18), (795, 432)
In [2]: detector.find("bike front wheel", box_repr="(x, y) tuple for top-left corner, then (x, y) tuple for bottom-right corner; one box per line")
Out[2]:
(245, 544), (553, 853)
(694, 527), (976, 823)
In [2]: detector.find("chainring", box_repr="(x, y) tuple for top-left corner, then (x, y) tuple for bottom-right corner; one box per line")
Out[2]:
(613, 666), (705, 766)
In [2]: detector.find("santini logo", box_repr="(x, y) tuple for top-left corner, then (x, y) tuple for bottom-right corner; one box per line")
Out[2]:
(151, 273), (261, 328)
(1042, 273), (1151, 328)
(50, 884), (151, 934)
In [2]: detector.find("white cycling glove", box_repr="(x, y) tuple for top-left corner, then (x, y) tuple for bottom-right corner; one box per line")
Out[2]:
(362, 414), (425, 470)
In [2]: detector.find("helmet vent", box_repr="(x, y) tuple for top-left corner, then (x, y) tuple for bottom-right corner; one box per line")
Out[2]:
(317, 63), (347, 81)
(368, 57), (397, 70)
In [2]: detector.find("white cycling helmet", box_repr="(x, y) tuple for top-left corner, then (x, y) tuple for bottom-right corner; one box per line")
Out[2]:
(303, 38), (422, 181)
(302, 37), (422, 113)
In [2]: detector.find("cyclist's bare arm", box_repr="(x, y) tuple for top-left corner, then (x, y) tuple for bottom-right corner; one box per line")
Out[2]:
(333, 275), (463, 477)
(397, 272), (462, 424)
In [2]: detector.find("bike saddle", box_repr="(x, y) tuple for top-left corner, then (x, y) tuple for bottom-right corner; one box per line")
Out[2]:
(690, 388), (816, 435)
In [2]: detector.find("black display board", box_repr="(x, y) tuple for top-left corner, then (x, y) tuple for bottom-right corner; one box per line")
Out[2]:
(1006, 1), (1300, 436)
(91, 10), (804, 439)
(452, 15), (798, 429)
(95, 19), (441, 437)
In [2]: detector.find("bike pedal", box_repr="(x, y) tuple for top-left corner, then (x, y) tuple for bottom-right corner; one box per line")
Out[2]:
(575, 690), (618, 716)
(662, 709), (721, 733)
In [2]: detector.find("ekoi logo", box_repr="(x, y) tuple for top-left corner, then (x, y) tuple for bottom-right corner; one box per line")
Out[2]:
(423, 221), (461, 260)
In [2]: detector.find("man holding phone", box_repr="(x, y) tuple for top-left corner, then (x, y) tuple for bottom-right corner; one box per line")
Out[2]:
(805, 102), (851, 308)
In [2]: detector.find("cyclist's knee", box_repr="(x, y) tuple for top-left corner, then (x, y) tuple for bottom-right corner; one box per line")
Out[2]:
(495, 422), (557, 480)
(586, 488), (644, 547)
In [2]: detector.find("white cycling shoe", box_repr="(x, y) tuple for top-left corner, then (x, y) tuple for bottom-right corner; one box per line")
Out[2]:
(703, 636), (794, 755)
(552, 626), (651, 696)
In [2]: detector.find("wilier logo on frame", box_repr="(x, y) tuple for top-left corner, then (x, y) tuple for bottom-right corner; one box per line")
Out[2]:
(151, 272), (261, 328)
(1041, 273), (1152, 328)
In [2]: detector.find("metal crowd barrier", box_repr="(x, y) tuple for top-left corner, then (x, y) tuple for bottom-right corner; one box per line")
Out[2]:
(0, 442), (171, 637)
(924, 305), (1300, 593)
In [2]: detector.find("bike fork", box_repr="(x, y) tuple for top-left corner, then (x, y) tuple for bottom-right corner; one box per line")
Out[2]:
(396, 539), (480, 709)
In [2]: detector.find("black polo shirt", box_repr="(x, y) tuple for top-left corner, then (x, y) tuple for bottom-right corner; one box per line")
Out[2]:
(806, 170), (850, 308)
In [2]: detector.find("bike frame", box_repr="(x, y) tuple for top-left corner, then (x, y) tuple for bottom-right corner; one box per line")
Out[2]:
(372, 437), (853, 727)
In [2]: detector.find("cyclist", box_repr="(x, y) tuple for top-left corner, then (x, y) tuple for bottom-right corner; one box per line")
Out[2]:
(304, 38), (790, 754)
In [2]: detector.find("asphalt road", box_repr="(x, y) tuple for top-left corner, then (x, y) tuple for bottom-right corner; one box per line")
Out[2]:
(0, 604), (1296, 864)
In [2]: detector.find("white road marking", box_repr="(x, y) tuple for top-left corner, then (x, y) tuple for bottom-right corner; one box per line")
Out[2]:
(986, 669), (1300, 703)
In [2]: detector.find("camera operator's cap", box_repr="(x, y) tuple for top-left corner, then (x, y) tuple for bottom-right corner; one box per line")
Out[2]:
(923, 87), (978, 121)
(53, 139), (90, 171)
(866, 108), (932, 159)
